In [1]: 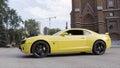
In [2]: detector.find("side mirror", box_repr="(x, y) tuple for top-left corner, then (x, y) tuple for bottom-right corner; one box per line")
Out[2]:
(60, 32), (68, 36)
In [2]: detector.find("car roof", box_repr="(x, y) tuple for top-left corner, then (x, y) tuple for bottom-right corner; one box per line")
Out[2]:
(69, 28), (91, 31)
(70, 28), (86, 30)
(68, 28), (98, 34)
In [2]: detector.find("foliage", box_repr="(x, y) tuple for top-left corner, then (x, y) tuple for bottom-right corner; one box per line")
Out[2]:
(8, 28), (25, 47)
(0, 0), (23, 47)
(24, 19), (40, 37)
(0, 0), (8, 47)
(6, 8), (23, 46)
(7, 8), (22, 29)
(0, 24), (7, 47)
(48, 28), (61, 35)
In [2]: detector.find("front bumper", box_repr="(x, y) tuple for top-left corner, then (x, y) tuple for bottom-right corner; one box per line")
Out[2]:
(19, 43), (32, 55)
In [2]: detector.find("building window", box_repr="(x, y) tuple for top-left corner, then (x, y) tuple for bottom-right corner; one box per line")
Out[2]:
(74, 8), (80, 12)
(108, 0), (114, 7)
(108, 22), (118, 31)
(97, 6), (103, 10)
(109, 12), (114, 16)
(75, 22), (80, 27)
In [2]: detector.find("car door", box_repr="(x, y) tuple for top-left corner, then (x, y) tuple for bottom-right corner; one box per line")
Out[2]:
(57, 30), (89, 53)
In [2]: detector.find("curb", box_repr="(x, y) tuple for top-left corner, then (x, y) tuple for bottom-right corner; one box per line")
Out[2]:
(111, 45), (120, 48)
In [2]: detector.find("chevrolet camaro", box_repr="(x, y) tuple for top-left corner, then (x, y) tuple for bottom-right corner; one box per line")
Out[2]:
(19, 28), (111, 58)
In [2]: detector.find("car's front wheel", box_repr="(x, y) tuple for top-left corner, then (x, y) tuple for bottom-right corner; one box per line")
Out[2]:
(31, 41), (50, 58)
(92, 40), (106, 55)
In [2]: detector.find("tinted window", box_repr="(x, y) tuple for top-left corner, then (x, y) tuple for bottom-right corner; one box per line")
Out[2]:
(67, 30), (84, 35)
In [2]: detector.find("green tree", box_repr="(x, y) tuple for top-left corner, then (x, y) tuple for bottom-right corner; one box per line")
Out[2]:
(7, 8), (22, 29)
(8, 28), (25, 47)
(24, 19), (40, 37)
(0, 24), (7, 47)
(0, 0), (24, 47)
(48, 28), (61, 35)
(6, 8), (22, 46)
(15, 28), (26, 45)
(0, 0), (8, 47)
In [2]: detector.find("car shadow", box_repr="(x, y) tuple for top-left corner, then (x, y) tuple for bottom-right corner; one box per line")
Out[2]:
(48, 53), (93, 57)
(19, 52), (94, 58)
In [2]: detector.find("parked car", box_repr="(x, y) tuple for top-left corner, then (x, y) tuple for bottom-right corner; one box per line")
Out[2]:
(19, 28), (111, 58)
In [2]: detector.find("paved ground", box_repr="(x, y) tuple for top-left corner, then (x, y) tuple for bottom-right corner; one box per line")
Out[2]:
(0, 47), (120, 68)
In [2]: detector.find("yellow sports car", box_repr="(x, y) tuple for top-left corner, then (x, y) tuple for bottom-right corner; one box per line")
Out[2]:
(19, 28), (111, 58)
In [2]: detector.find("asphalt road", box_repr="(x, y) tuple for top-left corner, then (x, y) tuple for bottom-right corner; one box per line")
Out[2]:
(0, 47), (120, 68)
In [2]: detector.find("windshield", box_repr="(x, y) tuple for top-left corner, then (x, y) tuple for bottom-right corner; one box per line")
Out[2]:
(52, 30), (64, 36)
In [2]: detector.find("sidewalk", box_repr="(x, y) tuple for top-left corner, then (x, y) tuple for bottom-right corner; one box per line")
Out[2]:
(111, 45), (120, 48)
(111, 40), (120, 48)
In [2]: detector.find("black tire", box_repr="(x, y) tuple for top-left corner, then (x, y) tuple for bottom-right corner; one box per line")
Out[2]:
(31, 41), (50, 58)
(92, 40), (106, 55)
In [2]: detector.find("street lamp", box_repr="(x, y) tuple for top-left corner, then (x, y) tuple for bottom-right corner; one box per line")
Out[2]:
(46, 16), (56, 29)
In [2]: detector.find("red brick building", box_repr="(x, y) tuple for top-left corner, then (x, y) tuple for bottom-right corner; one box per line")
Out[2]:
(71, 0), (120, 40)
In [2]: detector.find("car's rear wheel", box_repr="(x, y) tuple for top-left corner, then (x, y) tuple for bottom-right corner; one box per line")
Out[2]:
(31, 41), (50, 58)
(92, 40), (106, 55)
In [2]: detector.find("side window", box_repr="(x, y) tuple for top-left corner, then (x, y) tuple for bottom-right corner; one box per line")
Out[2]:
(83, 30), (91, 35)
(67, 30), (84, 35)
(66, 30), (91, 35)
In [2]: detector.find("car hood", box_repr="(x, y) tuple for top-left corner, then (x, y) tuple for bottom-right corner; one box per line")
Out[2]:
(24, 35), (55, 44)
(27, 35), (53, 40)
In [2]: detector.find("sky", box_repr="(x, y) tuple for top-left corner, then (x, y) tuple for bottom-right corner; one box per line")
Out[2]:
(8, 0), (72, 30)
